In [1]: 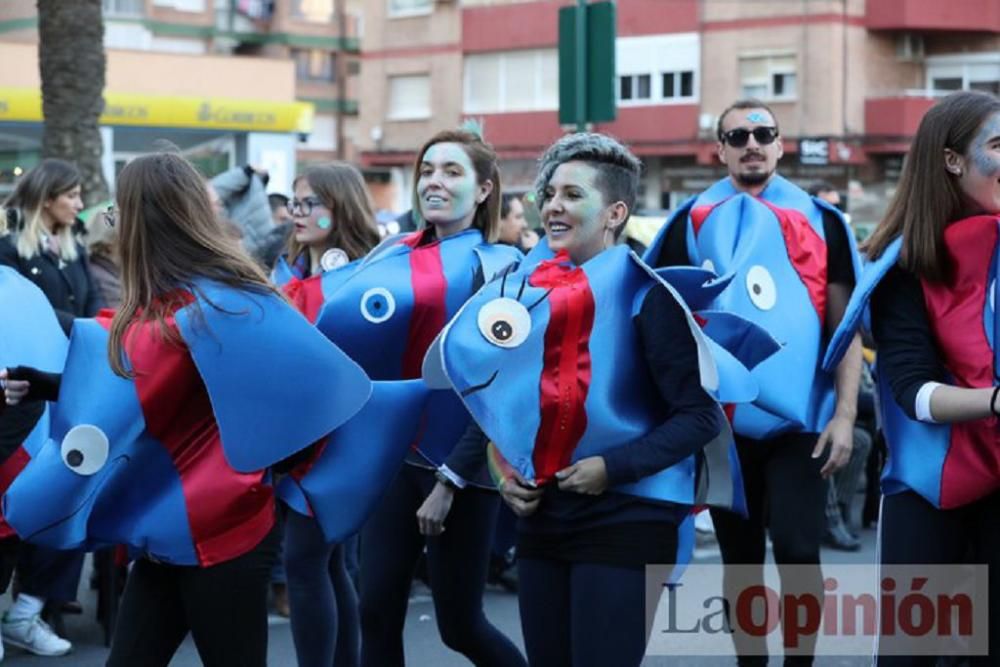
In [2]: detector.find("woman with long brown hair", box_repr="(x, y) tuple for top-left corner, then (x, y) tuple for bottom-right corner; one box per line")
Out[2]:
(826, 90), (1000, 664)
(1, 151), (370, 667)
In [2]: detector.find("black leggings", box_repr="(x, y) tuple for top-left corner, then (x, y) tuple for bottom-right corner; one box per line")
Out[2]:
(358, 464), (526, 667)
(106, 525), (279, 667)
(710, 432), (827, 667)
(877, 490), (1000, 666)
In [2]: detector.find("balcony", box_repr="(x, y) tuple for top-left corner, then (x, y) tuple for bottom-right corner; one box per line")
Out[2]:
(864, 93), (939, 143)
(866, 0), (1000, 32)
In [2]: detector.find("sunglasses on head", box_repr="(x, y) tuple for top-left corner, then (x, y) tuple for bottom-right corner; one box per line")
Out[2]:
(721, 126), (779, 148)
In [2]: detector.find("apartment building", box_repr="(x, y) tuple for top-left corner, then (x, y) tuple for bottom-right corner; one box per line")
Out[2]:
(0, 0), (363, 195)
(358, 0), (999, 227)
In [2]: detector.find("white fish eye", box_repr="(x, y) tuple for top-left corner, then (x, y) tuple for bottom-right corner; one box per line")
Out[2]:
(477, 297), (531, 348)
(61, 425), (109, 476)
(360, 287), (396, 324)
(745, 265), (777, 311)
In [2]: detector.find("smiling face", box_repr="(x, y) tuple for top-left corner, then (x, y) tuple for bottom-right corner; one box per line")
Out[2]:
(42, 185), (83, 230)
(540, 161), (619, 265)
(417, 142), (491, 238)
(717, 108), (784, 194)
(291, 179), (333, 248)
(956, 111), (1000, 215)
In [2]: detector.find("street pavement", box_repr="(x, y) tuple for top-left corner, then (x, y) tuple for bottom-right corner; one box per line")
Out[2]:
(0, 525), (879, 666)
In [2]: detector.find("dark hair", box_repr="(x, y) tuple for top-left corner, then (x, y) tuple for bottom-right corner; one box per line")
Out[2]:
(286, 163), (380, 264)
(808, 181), (837, 197)
(109, 152), (278, 377)
(716, 99), (780, 141)
(411, 130), (502, 243)
(534, 132), (642, 235)
(268, 193), (289, 213)
(865, 91), (1000, 282)
(500, 193), (518, 220)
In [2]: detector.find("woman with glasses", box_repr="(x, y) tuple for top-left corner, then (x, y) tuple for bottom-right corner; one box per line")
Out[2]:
(826, 90), (1000, 664)
(270, 163), (380, 667)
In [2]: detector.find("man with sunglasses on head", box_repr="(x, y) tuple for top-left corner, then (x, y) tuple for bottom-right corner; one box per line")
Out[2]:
(645, 99), (862, 666)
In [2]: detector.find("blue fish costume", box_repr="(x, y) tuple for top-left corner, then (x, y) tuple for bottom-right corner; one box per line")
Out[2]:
(310, 228), (521, 465)
(3, 283), (372, 565)
(824, 215), (1000, 509)
(644, 175), (860, 439)
(423, 245), (781, 515)
(0, 267), (68, 539)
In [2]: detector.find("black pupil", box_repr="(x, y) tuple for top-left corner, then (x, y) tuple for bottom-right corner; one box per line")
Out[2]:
(753, 284), (762, 295)
(66, 449), (84, 467)
(492, 320), (513, 341)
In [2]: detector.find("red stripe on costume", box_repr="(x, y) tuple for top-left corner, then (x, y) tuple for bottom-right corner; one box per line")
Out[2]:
(757, 200), (828, 326)
(690, 204), (717, 235)
(529, 254), (595, 483)
(282, 275), (326, 324)
(402, 232), (448, 379)
(922, 216), (1000, 508)
(0, 446), (30, 539)
(126, 301), (274, 566)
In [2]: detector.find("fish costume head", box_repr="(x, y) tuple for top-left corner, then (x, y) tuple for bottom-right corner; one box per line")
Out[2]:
(425, 245), (778, 511)
(4, 283), (372, 564)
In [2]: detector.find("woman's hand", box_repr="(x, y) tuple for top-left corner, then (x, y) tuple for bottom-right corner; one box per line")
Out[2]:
(416, 482), (455, 536)
(499, 471), (542, 517)
(0, 369), (30, 406)
(555, 456), (608, 495)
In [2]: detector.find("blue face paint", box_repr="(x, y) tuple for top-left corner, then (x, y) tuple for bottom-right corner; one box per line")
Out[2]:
(746, 112), (767, 123)
(317, 216), (332, 230)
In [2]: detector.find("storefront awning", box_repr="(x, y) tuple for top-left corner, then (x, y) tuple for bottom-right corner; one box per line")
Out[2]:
(0, 88), (314, 134)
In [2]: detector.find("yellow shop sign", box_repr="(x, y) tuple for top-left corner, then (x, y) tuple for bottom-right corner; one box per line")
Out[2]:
(0, 88), (314, 133)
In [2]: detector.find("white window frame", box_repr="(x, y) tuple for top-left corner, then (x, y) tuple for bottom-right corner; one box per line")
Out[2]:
(925, 52), (1000, 94)
(462, 49), (558, 114)
(739, 52), (798, 102)
(617, 73), (655, 106)
(102, 0), (145, 17)
(387, 0), (433, 19)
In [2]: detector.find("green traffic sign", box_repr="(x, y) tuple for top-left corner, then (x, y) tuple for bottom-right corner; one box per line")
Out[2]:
(558, 0), (616, 128)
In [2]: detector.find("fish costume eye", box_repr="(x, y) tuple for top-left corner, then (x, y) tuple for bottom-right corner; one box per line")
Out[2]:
(360, 287), (396, 324)
(745, 265), (777, 311)
(61, 425), (109, 476)
(477, 298), (531, 349)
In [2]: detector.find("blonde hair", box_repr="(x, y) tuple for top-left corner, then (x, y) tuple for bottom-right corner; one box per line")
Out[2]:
(3, 159), (82, 263)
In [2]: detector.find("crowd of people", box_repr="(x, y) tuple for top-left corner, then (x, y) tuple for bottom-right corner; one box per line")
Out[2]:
(0, 89), (997, 667)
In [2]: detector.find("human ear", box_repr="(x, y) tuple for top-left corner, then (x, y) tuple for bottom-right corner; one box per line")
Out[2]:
(943, 148), (965, 177)
(476, 179), (494, 205)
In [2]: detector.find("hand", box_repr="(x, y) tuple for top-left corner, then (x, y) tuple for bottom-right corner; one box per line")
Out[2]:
(499, 471), (542, 517)
(555, 456), (608, 495)
(416, 482), (455, 536)
(813, 414), (855, 478)
(0, 369), (30, 406)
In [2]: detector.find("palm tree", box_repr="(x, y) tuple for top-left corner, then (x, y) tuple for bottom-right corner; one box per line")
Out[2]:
(37, 0), (109, 206)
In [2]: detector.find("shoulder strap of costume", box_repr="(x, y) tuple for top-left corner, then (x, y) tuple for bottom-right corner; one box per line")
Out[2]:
(176, 282), (372, 472)
(814, 197), (863, 281)
(359, 233), (409, 268)
(822, 236), (902, 372)
(472, 244), (523, 285)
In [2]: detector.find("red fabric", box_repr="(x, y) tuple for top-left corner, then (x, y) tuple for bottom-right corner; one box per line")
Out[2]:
(690, 204), (719, 235)
(282, 275), (326, 324)
(921, 215), (1000, 508)
(757, 200), (828, 327)
(0, 447), (30, 539)
(126, 301), (274, 566)
(402, 233), (448, 379)
(528, 252), (596, 483)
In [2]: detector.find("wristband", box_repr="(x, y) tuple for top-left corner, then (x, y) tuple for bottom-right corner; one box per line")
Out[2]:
(434, 470), (460, 491)
(991, 386), (1000, 417)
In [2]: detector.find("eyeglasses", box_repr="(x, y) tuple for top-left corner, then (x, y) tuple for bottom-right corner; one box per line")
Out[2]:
(104, 205), (117, 228)
(720, 126), (779, 148)
(286, 196), (325, 217)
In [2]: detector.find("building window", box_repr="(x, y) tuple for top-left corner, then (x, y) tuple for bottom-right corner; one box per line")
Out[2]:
(739, 54), (797, 101)
(388, 0), (432, 18)
(294, 50), (336, 82)
(102, 0), (144, 16)
(927, 55), (1000, 96)
(618, 74), (651, 102)
(152, 0), (204, 11)
(463, 50), (558, 114)
(293, 0), (333, 22)
(388, 74), (431, 120)
(662, 70), (695, 100)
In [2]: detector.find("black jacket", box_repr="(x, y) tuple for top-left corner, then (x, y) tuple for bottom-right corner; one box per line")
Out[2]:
(0, 234), (101, 334)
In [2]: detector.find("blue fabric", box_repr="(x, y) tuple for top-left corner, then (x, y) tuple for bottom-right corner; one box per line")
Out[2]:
(179, 281), (372, 472)
(644, 176), (860, 439)
(429, 246), (769, 511)
(277, 380), (430, 543)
